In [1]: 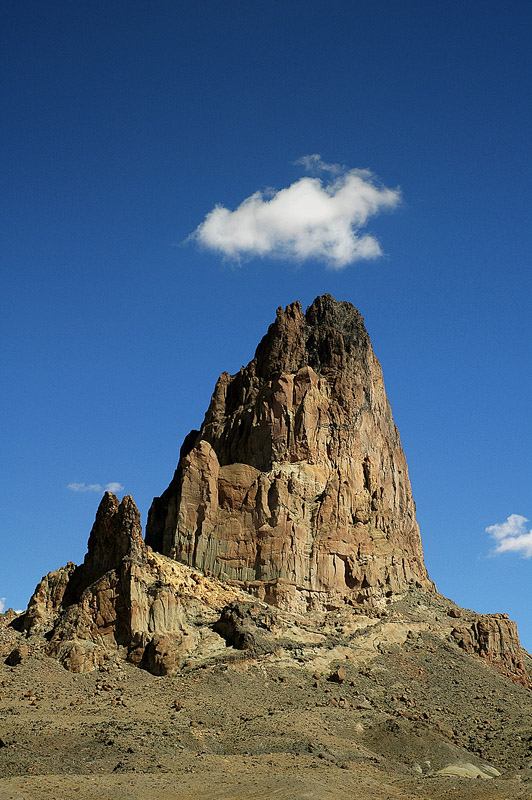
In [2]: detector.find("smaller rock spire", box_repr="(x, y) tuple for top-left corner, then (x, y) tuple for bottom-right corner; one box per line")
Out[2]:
(80, 492), (146, 593)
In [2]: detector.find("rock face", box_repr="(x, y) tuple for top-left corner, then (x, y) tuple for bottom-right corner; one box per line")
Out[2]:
(146, 295), (430, 612)
(22, 492), (246, 673)
(452, 614), (532, 689)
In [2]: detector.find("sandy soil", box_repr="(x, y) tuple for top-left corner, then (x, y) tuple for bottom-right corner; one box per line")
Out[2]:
(1, 590), (532, 800)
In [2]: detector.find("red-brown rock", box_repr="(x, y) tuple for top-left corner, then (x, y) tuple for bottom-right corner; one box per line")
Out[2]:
(4, 644), (28, 666)
(329, 666), (347, 683)
(452, 614), (531, 689)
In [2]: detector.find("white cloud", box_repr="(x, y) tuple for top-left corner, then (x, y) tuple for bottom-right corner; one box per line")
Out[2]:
(67, 482), (125, 494)
(68, 483), (102, 492)
(294, 154), (343, 175)
(105, 482), (125, 493)
(192, 155), (401, 269)
(486, 514), (532, 558)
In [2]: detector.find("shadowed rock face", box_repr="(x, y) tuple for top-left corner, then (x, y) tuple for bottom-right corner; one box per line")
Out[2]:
(146, 295), (431, 612)
(22, 493), (149, 670)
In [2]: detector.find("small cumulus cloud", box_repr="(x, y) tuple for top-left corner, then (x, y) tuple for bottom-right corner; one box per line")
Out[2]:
(105, 482), (125, 493)
(191, 155), (401, 269)
(68, 482), (125, 494)
(486, 514), (532, 558)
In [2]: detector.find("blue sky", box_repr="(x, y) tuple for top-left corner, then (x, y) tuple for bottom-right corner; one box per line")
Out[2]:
(2, 1), (531, 649)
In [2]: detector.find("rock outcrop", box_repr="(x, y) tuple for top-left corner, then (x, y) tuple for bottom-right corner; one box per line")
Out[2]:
(21, 492), (246, 673)
(451, 614), (532, 689)
(213, 601), (283, 656)
(14, 295), (529, 693)
(146, 295), (430, 612)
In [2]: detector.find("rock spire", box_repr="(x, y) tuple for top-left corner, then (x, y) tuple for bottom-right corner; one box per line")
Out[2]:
(21, 492), (247, 673)
(146, 295), (431, 612)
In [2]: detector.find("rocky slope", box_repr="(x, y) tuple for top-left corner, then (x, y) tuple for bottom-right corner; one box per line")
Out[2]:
(146, 295), (430, 612)
(2, 585), (532, 800)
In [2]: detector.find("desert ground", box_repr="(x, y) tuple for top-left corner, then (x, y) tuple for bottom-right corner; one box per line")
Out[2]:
(2, 588), (532, 800)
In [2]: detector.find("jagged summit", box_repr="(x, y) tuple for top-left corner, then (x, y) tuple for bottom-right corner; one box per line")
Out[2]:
(146, 294), (430, 612)
(75, 492), (146, 595)
(253, 294), (370, 380)
(22, 492), (145, 637)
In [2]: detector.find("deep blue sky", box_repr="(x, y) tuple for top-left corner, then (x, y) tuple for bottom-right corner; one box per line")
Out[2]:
(2, 2), (531, 649)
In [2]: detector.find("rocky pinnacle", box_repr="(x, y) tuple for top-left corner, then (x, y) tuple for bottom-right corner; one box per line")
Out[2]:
(146, 295), (431, 612)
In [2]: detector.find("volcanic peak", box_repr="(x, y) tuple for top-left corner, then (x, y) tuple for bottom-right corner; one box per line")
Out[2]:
(146, 294), (429, 611)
